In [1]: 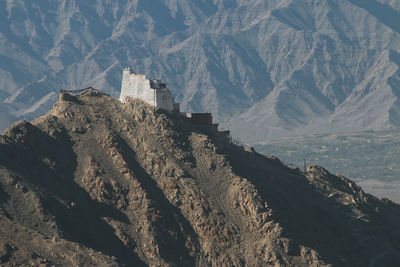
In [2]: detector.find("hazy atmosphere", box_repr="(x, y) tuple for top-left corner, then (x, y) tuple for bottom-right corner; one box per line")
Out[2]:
(1, 1), (400, 266)
(1, 0), (400, 201)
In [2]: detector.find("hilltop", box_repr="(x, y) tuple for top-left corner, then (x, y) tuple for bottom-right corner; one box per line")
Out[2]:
(0, 91), (400, 266)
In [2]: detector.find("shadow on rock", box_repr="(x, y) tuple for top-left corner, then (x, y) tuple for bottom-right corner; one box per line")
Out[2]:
(1, 121), (145, 266)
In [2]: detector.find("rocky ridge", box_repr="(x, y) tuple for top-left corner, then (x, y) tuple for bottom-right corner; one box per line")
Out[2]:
(0, 91), (399, 266)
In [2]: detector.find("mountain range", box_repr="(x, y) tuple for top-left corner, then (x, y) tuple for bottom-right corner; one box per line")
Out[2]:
(1, 0), (400, 143)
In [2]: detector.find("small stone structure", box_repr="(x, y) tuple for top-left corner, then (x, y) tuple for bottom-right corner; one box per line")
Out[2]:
(60, 87), (101, 101)
(186, 113), (213, 125)
(119, 67), (178, 112)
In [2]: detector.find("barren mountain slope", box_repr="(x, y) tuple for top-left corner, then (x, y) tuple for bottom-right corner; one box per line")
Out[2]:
(1, 0), (400, 142)
(0, 91), (399, 266)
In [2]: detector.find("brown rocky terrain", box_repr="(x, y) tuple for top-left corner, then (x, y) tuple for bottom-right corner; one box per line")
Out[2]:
(0, 90), (400, 266)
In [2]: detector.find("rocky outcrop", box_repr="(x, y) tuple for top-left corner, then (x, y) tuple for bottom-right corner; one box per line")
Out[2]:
(0, 92), (399, 266)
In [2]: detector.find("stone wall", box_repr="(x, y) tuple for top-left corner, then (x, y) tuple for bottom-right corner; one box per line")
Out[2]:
(155, 89), (174, 111)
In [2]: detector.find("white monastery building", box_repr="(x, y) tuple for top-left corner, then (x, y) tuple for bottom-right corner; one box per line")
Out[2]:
(116, 68), (229, 136)
(119, 67), (178, 112)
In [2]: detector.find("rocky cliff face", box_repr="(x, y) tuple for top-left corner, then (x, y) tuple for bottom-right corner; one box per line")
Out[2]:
(1, 0), (400, 142)
(0, 91), (399, 266)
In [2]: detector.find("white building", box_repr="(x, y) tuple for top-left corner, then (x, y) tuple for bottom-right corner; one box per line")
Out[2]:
(119, 67), (178, 112)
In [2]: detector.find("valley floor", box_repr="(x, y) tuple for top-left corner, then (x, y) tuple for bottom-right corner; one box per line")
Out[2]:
(255, 130), (400, 204)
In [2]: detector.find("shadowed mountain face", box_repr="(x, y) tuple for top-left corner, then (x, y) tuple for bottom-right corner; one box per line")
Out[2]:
(1, 0), (400, 143)
(0, 92), (399, 266)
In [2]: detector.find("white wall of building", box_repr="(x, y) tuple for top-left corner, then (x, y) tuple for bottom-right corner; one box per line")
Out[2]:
(119, 68), (176, 112)
(120, 69), (156, 105)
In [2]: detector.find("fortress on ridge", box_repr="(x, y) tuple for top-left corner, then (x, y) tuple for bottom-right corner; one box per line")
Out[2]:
(119, 67), (179, 112)
(118, 67), (230, 137)
(57, 68), (230, 144)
